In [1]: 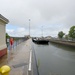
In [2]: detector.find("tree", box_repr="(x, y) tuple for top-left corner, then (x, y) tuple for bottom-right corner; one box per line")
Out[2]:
(6, 33), (10, 38)
(58, 31), (65, 39)
(69, 26), (75, 39)
(6, 33), (10, 46)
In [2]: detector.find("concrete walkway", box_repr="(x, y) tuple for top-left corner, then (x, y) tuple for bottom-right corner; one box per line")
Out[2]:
(0, 39), (31, 75)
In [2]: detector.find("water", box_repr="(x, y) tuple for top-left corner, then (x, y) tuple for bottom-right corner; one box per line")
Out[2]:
(32, 42), (75, 75)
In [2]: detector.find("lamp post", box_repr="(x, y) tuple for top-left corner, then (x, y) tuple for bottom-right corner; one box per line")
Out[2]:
(29, 19), (30, 37)
(42, 25), (43, 37)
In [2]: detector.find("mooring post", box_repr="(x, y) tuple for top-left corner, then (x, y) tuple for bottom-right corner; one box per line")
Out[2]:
(0, 65), (10, 75)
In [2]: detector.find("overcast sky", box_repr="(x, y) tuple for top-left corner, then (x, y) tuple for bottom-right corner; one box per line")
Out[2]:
(0, 0), (75, 37)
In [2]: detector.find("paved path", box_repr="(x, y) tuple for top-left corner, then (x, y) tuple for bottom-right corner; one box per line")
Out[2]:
(0, 39), (31, 75)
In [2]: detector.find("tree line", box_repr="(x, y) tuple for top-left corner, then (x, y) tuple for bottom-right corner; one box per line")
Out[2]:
(58, 26), (75, 40)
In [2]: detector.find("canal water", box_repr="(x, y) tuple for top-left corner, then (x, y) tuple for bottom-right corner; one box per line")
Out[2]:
(32, 42), (75, 75)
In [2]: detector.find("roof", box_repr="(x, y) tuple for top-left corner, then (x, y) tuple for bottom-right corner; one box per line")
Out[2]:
(0, 14), (9, 24)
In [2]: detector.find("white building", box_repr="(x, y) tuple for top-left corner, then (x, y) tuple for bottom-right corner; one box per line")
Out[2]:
(0, 14), (9, 57)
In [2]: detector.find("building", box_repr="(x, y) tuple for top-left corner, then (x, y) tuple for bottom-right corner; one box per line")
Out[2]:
(0, 14), (9, 57)
(24, 35), (30, 39)
(45, 36), (51, 40)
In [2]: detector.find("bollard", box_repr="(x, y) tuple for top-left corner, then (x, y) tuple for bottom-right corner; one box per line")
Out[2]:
(28, 50), (32, 75)
(0, 65), (10, 75)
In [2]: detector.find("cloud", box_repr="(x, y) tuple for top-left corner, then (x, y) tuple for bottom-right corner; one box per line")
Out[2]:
(6, 27), (29, 37)
(6, 29), (15, 36)
(1, 0), (75, 37)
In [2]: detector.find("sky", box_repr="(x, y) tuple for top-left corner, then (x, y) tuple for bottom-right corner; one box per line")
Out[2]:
(0, 0), (75, 37)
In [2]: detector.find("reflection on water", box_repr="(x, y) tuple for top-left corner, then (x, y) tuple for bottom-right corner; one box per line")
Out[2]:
(0, 43), (18, 67)
(49, 42), (75, 52)
(32, 42), (75, 75)
(0, 41), (24, 67)
(0, 50), (14, 67)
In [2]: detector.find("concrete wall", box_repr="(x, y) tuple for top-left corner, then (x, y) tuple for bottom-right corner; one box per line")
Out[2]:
(0, 21), (7, 50)
(0, 14), (9, 57)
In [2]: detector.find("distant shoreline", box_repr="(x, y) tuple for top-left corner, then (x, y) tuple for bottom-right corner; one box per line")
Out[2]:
(49, 39), (75, 47)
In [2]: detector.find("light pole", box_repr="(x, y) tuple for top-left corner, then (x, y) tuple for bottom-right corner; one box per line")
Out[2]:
(42, 25), (43, 37)
(29, 19), (30, 37)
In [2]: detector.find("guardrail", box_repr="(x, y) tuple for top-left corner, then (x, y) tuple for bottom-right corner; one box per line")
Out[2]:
(28, 50), (32, 75)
